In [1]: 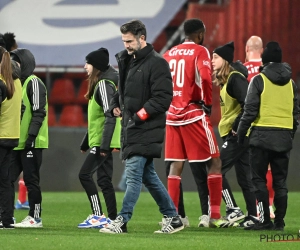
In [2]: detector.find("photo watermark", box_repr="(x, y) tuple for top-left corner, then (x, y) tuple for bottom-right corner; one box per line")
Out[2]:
(260, 230), (300, 242)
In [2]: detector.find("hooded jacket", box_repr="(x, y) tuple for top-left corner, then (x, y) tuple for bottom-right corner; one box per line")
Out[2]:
(111, 44), (173, 160)
(237, 63), (299, 152)
(10, 48), (48, 149)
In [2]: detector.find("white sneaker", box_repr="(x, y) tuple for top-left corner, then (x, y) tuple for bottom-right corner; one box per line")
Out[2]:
(159, 216), (190, 228)
(269, 206), (275, 219)
(198, 215), (209, 227)
(14, 216), (43, 228)
(226, 206), (245, 223)
(180, 216), (190, 228)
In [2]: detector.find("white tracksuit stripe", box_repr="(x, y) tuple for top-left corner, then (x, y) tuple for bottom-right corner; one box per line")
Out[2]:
(91, 195), (101, 216)
(32, 78), (39, 111)
(258, 202), (264, 223)
(222, 189), (234, 208)
(99, 80), (109, 112)
(34, 204), (40, 218)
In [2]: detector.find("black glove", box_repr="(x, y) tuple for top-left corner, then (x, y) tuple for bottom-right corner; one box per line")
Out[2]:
(203, 104), (212, 116)
(25, 135), (36, 149)
(80, 132), (89, 151)
(198, 101), (212, 116)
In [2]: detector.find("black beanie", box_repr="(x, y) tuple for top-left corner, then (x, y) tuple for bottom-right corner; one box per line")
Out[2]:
(262, 41), (282, 64)
(213, 41), (234, 63)
(86, 47), (109, 72)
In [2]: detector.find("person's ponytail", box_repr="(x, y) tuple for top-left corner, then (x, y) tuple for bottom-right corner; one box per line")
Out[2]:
(0, 47), (14, 99)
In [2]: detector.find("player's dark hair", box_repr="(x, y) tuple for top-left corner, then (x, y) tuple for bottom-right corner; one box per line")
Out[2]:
(184, 19), (205, 36)
(3, 32), (17, 52)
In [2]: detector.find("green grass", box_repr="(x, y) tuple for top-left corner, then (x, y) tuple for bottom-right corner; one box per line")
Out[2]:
(1, 192), (300, 250)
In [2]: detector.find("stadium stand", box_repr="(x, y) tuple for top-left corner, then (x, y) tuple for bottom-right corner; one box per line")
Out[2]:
(76, 80), (89, 105)
(48, 105), (57, 127)
(49, 78), (76, 105)
(58, 105), (86, 127)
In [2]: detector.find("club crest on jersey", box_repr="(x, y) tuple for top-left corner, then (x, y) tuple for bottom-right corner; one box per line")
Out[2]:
(169, 47), (194, 56)
(203, 60), (210, 67)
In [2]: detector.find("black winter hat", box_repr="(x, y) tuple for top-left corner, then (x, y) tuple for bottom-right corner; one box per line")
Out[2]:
(262, 41), (282, 64)
(213, 41), (234, 63)
(86, 47), (109, 72)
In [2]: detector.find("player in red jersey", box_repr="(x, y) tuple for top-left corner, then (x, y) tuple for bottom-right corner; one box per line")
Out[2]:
(244, 36), (275, 219)
(244, 36), (263, 82)
(163, 18), (237, 228)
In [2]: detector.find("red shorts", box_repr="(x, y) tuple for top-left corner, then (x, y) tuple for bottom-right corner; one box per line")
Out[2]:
(165, 117), (220, 162)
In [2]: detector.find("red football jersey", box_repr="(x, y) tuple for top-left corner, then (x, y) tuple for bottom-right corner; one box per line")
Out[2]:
(244, 59), (262, 82)
(163, 41), (212, 126)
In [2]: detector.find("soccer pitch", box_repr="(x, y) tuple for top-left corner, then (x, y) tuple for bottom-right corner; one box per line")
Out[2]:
(2, 192), (300, 250)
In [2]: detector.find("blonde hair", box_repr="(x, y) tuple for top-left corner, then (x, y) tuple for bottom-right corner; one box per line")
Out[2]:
(0, 46), (14, 99)
(212, 59), (234, 86)
(84, 67), (101, 100)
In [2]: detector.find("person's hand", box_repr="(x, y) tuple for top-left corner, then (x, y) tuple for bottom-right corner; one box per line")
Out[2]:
(202, 104), (212, 116)
(100, 149), (110, 157)
(231, 129), (237, 136)
(133, 108), (149, 125)
(80, 150), (86, 154)
(113, 107), (122, 117)
(198, 101), (211, 116)
(25, 135), (35, 149)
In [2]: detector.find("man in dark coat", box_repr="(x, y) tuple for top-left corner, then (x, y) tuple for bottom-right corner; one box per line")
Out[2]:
(100, 19), (183, 234)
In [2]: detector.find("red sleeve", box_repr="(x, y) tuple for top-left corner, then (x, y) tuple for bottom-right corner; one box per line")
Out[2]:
(196, 49), (212, 105)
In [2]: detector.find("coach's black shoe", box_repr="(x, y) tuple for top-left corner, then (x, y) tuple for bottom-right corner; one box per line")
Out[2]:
(274, 220), (285, 231)
(154, 215), (184, 234)
(244, 220), (274, 230)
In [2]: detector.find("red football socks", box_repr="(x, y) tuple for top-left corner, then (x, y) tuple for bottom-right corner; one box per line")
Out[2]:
(266, 169), (274, 205)
(167, 175), (181, 211)
(18, 178), (27, 203)
(208, 174), (222, 219)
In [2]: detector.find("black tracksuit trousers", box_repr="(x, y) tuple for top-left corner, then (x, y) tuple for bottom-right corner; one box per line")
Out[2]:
(0, 147), (14, 225)
(221, 135), (257, 217)
(79, 147), (117, 220)
(10, 149), (43, 218)
(249, 147), (289, 224)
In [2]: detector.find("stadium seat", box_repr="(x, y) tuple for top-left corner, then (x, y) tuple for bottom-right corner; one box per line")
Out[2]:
(48, 105), (57, 126)
(77, 80), (89, 104)
(58, 105), (86, 127)
(49, 78), (76, 105)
